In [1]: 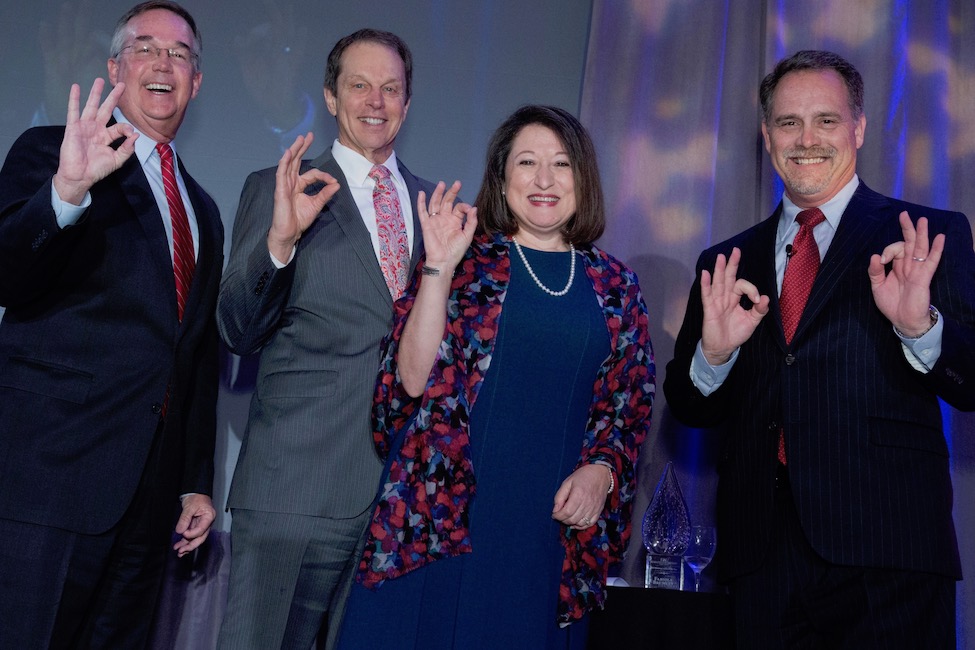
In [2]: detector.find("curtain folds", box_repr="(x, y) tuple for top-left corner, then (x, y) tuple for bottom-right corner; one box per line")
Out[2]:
(582, 1), (975, 643)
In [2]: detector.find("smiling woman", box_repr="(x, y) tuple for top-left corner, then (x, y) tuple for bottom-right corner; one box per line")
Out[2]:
(502, 124), (578, 250)
(333, 105), (655, 650)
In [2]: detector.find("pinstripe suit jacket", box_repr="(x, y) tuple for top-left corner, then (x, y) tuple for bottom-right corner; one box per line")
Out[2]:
(664, 182), (975, 582)
(217, 149), (433, 518)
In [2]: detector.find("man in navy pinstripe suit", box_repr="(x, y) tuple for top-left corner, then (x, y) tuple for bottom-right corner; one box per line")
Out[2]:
(665, 50), (975, 648)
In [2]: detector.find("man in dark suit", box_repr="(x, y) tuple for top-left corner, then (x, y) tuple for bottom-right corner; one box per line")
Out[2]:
(0, 2), (222, 647)
(665, 50), (975, 648)
(216, 29), (437, 649)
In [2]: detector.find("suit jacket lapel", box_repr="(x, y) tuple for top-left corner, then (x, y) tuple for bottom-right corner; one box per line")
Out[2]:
(790, 183), (888, 344)
(397, 159), (425, 269)
(737, 213), (784, 347)
(118, 155), (179, 322)
(308, 151), (393, 306)
(178, 161), (220, 331)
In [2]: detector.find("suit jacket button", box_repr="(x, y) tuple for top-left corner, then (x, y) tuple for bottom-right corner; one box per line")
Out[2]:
(254, 271), (269, 295)
(785, 353), (796, 365)
(151, 403), (163, 414)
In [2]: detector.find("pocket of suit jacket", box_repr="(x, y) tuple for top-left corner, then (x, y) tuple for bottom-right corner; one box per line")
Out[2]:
(0, 355), (93, 404)
(258, 369), (339, 399)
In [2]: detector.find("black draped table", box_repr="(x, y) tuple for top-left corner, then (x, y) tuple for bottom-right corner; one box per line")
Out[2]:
(587, 586), (735, 649)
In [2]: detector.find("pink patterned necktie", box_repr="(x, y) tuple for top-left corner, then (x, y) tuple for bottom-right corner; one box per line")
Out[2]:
(156, 143), (195, 321)
(369, 164), (409, 299)
(777, 207), (826, 465)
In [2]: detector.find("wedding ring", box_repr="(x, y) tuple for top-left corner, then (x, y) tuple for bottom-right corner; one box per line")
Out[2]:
(429, 211), (439, 216)
(582, 518), (591, 526)
(912, 256), (926, 262)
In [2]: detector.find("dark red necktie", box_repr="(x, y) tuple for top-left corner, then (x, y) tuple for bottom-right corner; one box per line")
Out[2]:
(777, 207), (826, 464)
(157, 143), (195, 321)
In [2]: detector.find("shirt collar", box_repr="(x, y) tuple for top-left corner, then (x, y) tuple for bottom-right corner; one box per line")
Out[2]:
(779, 173), (859, 236)
(330, 139), (401, 188)
(112, 108), (178, 167)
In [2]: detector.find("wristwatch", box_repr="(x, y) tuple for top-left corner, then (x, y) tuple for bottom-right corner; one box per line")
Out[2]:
(898, 305), (939, 339)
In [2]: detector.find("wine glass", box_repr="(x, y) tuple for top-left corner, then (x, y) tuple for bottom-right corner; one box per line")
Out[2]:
(683, 525), (716, 592)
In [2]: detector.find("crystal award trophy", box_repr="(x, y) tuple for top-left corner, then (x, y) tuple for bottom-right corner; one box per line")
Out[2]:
(642, 461), (691, 589)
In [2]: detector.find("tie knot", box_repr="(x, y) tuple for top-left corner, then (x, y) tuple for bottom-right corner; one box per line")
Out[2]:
(796, 207), (825, 228)
(369, 164), (391, 182)
(156, 142), (173, 163)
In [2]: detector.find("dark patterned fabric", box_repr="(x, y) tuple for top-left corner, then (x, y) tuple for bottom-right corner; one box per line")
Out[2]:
(358, 232), (655, 624)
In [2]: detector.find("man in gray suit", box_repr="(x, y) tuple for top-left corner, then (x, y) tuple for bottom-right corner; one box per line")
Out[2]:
(216, 29), (436, 649)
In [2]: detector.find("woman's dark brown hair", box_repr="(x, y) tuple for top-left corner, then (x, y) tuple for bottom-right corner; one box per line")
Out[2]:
(474, 105), (605, 245)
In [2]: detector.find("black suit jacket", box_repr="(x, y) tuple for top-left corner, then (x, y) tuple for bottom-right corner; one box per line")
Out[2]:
(0, 125), (223, 535)
(664, 182), (975, 581)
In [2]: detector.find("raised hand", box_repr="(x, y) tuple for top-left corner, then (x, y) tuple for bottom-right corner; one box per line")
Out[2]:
(416, 180), (477, 273)
(53, 79), (137, 205)
(267, 132), (340, 264)
(868, 211), (945, 337)
(700, 247), (770, 364)
(396, 181), (476, 397)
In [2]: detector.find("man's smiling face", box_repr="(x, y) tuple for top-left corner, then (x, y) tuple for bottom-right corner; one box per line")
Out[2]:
(107, 8), (202, 143)
(762, 69), (865, 208)
(324, 40), (410, 164)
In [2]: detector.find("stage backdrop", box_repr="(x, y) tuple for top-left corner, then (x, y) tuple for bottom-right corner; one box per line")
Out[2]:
(1, 0), (973, 647)
(583, 2), (975, 648)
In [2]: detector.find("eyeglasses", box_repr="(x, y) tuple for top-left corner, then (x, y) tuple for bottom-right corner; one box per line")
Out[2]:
(118, 43), (197, 66)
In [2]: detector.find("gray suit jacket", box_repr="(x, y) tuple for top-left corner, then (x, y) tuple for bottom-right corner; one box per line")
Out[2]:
(218, 149), (432, 518)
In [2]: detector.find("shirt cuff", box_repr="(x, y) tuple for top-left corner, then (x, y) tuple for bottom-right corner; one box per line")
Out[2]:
(896, 308), (943, 373)
(270, 246), (296, 268)
(689, 341), (739, 396)
(51, 183), (91, 228)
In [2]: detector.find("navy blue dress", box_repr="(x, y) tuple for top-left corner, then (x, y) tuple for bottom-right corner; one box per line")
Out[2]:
(336, 246), (610, 649)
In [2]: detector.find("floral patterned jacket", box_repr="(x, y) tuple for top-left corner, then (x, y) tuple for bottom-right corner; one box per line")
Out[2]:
(358, 232), (655, 624)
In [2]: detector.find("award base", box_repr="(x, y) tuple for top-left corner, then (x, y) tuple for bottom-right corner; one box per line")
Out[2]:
(645, 554), (685, 590)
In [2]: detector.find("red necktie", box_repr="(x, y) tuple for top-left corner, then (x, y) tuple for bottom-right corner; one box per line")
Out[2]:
(157, 143), (195, 321)
(369, 164), (409, 299)
(777, 207), (826, 464)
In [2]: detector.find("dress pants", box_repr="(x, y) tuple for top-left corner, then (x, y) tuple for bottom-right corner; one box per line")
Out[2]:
(0, 420), (173, 649)
(731, 468), (956, 649)
(217, 507), (371, 650)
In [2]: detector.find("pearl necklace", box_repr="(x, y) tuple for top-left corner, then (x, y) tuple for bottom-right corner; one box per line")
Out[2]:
(511, 236), (575, 297)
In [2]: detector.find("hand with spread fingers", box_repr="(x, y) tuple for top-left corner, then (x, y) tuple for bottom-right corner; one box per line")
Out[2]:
(267, 131), (340, 264)
(416, 180), (477, 274)
(53, 78), (137, 206)
(868, 211), (946, 337)
(700, 246), (770, 365)
(397, 180), (476, 398)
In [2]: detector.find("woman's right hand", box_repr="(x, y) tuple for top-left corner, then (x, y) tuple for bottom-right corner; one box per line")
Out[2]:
(417, 181), (477, 274)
